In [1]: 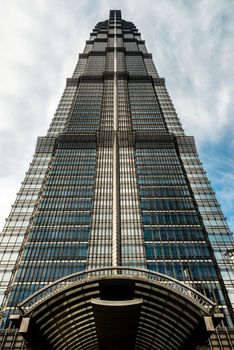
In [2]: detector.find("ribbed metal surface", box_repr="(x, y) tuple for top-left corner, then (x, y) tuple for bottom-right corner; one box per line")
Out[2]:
(15, 269), (221, 350)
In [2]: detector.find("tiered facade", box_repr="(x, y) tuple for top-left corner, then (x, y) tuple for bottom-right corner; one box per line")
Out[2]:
(0, 10), (234, 349)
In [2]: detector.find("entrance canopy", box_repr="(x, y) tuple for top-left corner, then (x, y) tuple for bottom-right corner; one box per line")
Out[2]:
(11, 267), (223, 350)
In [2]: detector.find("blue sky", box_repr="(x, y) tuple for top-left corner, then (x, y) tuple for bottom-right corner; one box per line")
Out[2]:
(0, 0), (233, 232)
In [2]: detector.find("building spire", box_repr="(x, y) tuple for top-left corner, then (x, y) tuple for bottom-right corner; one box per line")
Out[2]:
(109, 9), (122, 21)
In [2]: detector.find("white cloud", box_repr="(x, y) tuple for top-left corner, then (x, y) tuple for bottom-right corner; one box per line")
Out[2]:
(0, 0), (233, 232)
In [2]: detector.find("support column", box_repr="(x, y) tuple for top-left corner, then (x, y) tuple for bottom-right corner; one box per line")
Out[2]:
(112, 12), (121, 267)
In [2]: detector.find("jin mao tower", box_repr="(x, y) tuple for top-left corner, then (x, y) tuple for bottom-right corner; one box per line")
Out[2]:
(0, 10), (234, 350)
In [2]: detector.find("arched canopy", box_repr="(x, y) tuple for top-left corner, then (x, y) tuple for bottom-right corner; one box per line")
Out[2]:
(11, 267), (223, 350)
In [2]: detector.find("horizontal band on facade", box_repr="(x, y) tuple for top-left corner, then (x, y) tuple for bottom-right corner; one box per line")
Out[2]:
(50, 132), (196, 153)
(66, 75), (164, 86)
(79, 50), (152, 59)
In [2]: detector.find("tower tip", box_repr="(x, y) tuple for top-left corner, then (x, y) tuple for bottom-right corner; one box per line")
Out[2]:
(109, 10), (122, 21)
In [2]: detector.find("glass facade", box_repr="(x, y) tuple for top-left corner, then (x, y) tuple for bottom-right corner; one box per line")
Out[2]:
(0, 9), (234, 350)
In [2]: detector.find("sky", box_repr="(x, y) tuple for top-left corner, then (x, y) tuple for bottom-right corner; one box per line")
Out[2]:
(0, 0), (233, 232)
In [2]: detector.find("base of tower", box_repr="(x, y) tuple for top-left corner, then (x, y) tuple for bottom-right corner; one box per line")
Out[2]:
(9, 267), (223, 350)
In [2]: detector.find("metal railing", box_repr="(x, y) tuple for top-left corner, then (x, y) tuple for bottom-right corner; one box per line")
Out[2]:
(18, 267), (218, 313)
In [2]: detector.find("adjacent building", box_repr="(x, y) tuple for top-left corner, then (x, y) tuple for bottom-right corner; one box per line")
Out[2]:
(0, 10), (234, 350)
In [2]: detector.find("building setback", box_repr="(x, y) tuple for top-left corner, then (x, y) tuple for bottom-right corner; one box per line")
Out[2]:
(0, 9), (234, 350)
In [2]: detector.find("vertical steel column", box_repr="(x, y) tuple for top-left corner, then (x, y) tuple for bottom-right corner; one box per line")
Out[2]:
(112, 11), (121, 267)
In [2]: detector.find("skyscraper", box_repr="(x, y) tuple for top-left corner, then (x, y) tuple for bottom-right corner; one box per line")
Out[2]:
(0, 8), (234, 349)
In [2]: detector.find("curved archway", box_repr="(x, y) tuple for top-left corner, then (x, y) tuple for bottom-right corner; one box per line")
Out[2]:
(12, 268), (223, 350)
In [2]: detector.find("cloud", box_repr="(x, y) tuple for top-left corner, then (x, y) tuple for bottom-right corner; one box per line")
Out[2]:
(0, 0), (233, 232)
